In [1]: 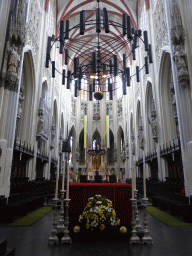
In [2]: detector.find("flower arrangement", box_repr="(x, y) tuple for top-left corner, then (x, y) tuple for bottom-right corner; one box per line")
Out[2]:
(73, 225), (81, 233)
(78, 194), (120, 232)
(120, 226), (127, 234)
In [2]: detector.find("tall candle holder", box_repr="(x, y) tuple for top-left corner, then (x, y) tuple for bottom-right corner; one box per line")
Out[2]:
(134, 190), (142, 232)
(141, 198), (153, 244)
(57, 190), (66, 233)
(61, 198), (72, 244)
(130, 198), (140, 244)
(48, 198), (59, 245)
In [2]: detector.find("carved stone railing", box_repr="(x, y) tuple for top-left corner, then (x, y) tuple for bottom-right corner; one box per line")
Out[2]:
(37, 148), (49, 162)
(160, 138), (180, 157)
(145, 148), (157, 163)
(14, 137), (34, 157)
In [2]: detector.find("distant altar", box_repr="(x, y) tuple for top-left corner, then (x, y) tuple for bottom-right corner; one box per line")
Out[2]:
(88, 171), (106, 180)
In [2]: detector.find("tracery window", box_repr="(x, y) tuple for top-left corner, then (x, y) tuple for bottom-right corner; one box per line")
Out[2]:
(139, 0), (148, 31)
(47, 0), (54, 33)
(80, 77), (88, 101)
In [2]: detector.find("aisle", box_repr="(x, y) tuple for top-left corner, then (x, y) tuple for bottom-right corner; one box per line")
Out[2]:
(1, 207), (192, 256)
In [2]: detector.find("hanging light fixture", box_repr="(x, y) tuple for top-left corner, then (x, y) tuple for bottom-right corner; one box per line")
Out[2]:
(45, 0), (153, 101)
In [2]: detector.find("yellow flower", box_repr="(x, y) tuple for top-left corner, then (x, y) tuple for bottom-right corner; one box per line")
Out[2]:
(86, 223), (90, 229)
(73, 225), (80, 233)
(120, 226), (127, 233)
(100, 224), (105, 231)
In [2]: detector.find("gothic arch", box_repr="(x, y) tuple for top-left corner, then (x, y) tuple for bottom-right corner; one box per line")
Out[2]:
(136, 100), (144, 155)
(61, 112), (64, 138)
(16, 49), (35, 142)
(159, 50), (178, 143)
(145, 81), (156, 151)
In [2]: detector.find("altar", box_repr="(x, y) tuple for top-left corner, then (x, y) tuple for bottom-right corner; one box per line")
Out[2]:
(88, 171), (106, 180)
(68, 183), (132, 229)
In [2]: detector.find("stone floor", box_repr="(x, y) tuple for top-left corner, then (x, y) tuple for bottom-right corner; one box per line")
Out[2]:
(1, 203), (192, 256)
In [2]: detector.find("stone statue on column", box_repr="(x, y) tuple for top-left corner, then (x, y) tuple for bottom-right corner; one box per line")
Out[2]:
(37, 116), (44, 135)
(2, 42), (21, 85)
(17, 86), (25, 119)
(148, 99), (158, 142)
(138, 125), (144, 150)
(171, 0), (189, 87)
(173, 45), (189, 87)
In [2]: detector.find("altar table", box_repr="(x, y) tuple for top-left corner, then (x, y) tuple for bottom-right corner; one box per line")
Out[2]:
(68, 183), (132, 228)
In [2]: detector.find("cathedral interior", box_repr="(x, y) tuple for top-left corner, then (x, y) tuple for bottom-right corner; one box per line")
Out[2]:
(1, 0), (192, 255)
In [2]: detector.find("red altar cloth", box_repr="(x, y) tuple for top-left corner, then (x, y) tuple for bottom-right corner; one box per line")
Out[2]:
(68, 183), (132, 228)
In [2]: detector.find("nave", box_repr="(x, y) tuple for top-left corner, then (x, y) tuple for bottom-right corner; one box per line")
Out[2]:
(0, 201), (192, 256)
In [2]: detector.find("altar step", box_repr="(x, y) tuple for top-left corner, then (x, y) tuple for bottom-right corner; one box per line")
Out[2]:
(0, 237), (15, 256)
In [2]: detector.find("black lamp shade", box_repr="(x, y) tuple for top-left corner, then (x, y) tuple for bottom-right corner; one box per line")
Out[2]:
(136, 66), (140, 82)
(74, 57), (79, 79)
(67, 70), (71, 89)
(103, 7), (109, 33)
(75, 80), (78, 97)
(132, 44), (136, 60)
(59, 20), (64, 54)
(80, 10), (85, 35)
(65, 20), (69, 39)
(123, 54), (126, 74)
(149, 44), (153, 63)
(52, 61), (55, 78)
(93, 78), (95, 92)
(62, 69), (65, 85)
(96, 8), (101, 33)
(114, 55), (118, 76)
(145, 56), (149, 74)
(126, 67), (130, 87)
(122, 14), (126, 36)
(94, 91), (103, 100)
(65, 49), (68, 65)
(143, 30), (149, 51)
(109, 84), (113, 100)
(89, 84), (92, 101)
(127, 15), (132, 40)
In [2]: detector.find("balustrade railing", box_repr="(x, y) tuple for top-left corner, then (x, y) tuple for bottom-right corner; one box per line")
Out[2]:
(160, 138), (180, 156)
(14, 137), (34, 157)
(37, 148), (49, 162)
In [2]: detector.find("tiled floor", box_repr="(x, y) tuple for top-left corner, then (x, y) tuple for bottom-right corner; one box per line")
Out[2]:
(1, 204), (192, 256)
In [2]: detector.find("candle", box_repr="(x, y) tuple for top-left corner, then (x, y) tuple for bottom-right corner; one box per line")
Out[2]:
(55, 166), (59, 199)
(134, 161), (136, 193)
(143, 163), (146, 198)
(66, 161), (70, 199)
(62, 158), (65, 190)
(131, 167), (134, 199)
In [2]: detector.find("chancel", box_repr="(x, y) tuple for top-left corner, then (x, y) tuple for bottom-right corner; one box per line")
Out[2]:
(1, 0), (192, 255)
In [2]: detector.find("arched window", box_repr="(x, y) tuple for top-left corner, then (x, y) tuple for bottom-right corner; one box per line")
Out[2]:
(116, 76), (123, 99)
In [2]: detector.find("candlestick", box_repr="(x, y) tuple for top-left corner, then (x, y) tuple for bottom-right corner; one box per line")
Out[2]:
(55, 166), (59, 199)
(66, 157), (69, 199)
(62, 155), (66, 190)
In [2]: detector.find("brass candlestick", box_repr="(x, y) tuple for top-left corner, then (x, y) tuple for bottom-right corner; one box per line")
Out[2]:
(130, 198), (140, 244)
(141, 198), (153, 244)
(61, 198), (72, 244)
(48, 198), (59, 245)
(57, 190), (66, 233)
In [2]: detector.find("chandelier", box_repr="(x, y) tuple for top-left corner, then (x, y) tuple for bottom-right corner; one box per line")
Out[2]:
(45, 0), (153, 101)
